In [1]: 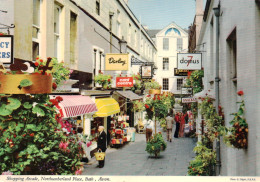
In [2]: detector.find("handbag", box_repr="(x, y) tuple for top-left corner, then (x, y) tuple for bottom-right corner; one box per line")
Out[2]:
(94, 149), (105, 161)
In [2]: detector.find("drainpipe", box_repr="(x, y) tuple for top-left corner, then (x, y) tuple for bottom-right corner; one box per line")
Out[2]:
(213, 4), (221, 176)
(109, 12), (114, 53)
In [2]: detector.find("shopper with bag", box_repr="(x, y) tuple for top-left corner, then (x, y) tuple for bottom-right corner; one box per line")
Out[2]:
(166, 113), (174, 142)
(97, 126), (107, 168)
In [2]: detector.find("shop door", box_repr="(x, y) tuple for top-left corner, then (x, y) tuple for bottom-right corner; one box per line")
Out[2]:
(127, 102), (134, 127)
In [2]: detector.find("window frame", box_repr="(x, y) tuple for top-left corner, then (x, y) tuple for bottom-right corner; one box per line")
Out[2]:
(163, 78), (169, 90)
(163, 38), (169, 50)
(162, 57), (169, 71)
(177, 78), (183, 90)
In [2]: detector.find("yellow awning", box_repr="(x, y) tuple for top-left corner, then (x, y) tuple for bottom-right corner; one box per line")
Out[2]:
(94, 98), (120, 117)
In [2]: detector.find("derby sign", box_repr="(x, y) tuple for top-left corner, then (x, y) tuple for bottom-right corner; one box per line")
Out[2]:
(105, 53), (129, 71)
(116, 77), (133, 87)
(177, 53), (202, 70)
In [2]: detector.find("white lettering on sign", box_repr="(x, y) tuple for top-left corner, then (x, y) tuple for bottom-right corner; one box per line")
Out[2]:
(177, 53), (202, 70)
(182, 98), (197, 103)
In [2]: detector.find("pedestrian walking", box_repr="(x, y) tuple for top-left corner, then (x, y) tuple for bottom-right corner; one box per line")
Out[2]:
(179, 113), (186, 137)
(166, 113), (174, 142)
(145, 119), (154, 142)
(97, 126), (107, 168)
(174, 112), (180, 138)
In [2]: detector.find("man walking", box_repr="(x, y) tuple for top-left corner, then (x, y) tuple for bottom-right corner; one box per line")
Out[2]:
(97, 126), (107, 168)
(166, 113), (174, 142)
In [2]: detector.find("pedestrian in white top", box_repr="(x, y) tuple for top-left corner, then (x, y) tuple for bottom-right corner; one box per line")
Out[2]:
(166, 113), (174, 142)
(145, 119), (154, 142)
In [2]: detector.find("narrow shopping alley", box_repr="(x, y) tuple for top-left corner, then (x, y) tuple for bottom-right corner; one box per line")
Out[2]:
(82, 125), (196, 176)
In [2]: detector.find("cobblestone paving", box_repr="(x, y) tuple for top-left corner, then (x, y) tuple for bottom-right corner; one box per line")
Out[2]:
(82, 125), (196, 176)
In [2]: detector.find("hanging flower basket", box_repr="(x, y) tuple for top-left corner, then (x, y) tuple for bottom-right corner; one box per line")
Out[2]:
(149, 89), (161, 95)
(0, 74), (52, 94)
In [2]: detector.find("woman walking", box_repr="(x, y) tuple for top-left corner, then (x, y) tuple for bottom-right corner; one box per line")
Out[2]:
(179, 113), (186, 137)
(174, 112), (180, 138)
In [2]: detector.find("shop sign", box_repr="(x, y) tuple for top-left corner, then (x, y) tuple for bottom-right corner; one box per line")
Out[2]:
(105, 53), (129, 71)
(141, 65), (153, 79)
(116, 77), (133, 87)
(174, 68), (188, 76)
(181, 87), (193, 95)
(0, 35), (13, 64)
(177, 53), (202, 70)
(182, 97), (197, 103)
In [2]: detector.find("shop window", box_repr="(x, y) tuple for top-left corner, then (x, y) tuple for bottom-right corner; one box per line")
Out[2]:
(32, 42), (39, 62)
(163, 78), (169, 90)
(177, 78), (183, 90)
(163, 58), (169, 71)
(163, 38), (169, 50)
(70, 12), (77, 64)
(96, 0), (100, 15)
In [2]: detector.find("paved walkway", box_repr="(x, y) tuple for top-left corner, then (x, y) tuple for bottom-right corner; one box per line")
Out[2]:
(82, 125), (196, 176)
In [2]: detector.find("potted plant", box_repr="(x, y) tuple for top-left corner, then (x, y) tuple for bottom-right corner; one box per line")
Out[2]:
(131, 73), (143, 94)
(144, 80), (161, 94)
(132, 100), (144, 112)
(94, 71), (112, 90)
(145, 133), (167, 157)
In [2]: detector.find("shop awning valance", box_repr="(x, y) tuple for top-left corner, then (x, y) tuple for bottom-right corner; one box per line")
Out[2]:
(115, 91), (143, 101)
(94, 98), (120, 117)
(51, 95), (97, 118)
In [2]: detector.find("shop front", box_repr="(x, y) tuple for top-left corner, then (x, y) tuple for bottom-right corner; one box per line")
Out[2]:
(51, 95), (97, 160)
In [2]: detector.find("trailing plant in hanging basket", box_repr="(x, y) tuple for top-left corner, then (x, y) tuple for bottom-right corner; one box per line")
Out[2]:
(224, 91), (248, 149)
(94, 71), (112, 89)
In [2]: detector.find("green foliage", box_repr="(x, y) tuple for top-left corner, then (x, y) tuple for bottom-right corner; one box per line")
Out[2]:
(145, 133), (167, 156)
(144, 80), (161, 90)
(0, 94), (83, 175)
(144, 93), (175, 120)
(198, 97), (225, 145)
(132, 100), (144, 112)
(51, 58), (71, 86)
(94, 73), (112, 89)
(185, 70), (204, 94)
(187, 142), (216, 176)
(20, 79), (33, 87)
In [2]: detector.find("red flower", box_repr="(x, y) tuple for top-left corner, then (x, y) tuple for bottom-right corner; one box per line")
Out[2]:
(34, 62), (39, 66)
(56, 96), (63, 102)
(0, 33), (3, 36)
(52, 83), (57, 90)
(50, 99), (58, 106)
(14, 134), (16, 138)
(40, 59), (43, 63)
(145, 104), (149, 109)
(29, 133), (35, 137)
(36, 57), (39, 60)
(147, 95), (151, 97)
(108, 79), (111, 82)
(22, 134), (26, 137)
(237, 90), (244, 96)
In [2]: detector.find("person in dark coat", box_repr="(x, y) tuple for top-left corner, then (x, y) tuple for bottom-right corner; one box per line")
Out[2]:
(174, 112), (180, 138)
(97, 126), (107, 168)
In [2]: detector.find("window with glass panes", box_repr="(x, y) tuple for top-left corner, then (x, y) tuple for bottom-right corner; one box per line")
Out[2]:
(177, 38), (183, 51)
(163, 58), (169, 71)
(163, 38), (169, 50)
(54, 4), (61, 60)
(177, 79), (183, 90)
(163, 78), (169, 90)
(32, 0), (41, 61)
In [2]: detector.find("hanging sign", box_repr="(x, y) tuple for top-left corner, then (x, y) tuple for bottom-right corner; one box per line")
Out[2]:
(181, 87), (193, 95)
(141, 65), (153, 79)
(174, 68), (188, 76)
(177, 53), (202, 70)
(182, 97), (197, 103)
(116, 77), (133, 87)
(0, 35), (13, 64)
(105, 53), (129, 71)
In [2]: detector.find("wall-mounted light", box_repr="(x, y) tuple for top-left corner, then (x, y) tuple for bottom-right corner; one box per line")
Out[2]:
(213, 5), (220, 17)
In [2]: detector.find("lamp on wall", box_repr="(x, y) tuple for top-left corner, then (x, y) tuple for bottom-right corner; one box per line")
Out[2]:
(213, 5), (220, 17)
(119, 36), (127, 53)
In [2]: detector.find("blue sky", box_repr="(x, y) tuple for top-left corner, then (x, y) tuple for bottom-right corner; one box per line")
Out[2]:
(128, 0), (196, 30)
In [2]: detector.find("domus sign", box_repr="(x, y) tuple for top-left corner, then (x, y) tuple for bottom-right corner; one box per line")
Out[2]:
(177, 53), (202, 70)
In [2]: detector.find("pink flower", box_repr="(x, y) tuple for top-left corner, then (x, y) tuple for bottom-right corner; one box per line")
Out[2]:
(2, 171), (13, 175)
(59, 141), (65, 149)
(75, 169), (82, 175)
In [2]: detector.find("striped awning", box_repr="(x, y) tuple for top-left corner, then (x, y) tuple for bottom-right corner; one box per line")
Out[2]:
(51, 95), (97, 118)
(94, 98), (120, 117)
